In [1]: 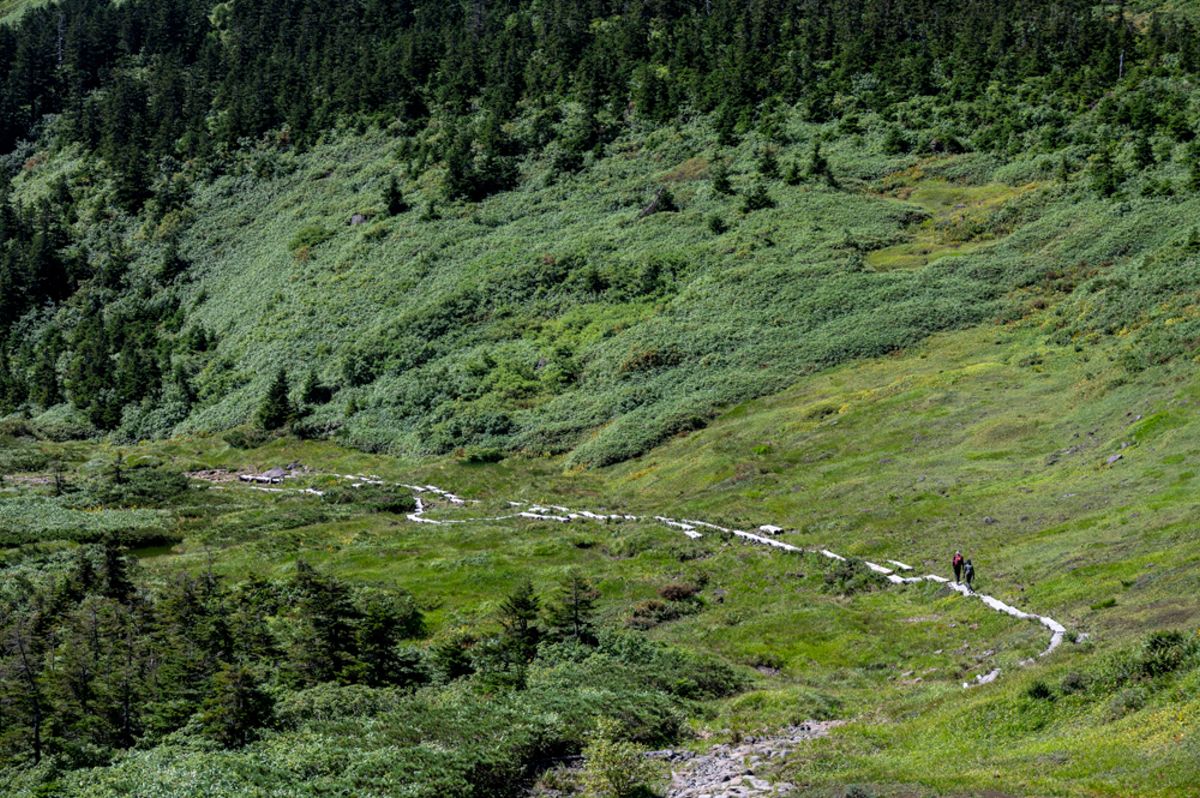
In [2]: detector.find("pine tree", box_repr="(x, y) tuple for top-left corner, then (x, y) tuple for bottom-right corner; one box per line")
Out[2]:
(498, 578), (540, 662)
(1187, 142), (1200, 192)
(101, 537), (135, 604)
(256, 368), (293, 430)
(286, 562), (359, 685)
(784, 160), (803, 185)
(352, 592), (425, 686)
(710, 160), (733, 195)
(1133, 132), (1155, 170)
(1090, 146), (1121, 197)
(198, 663), (273, 748)
(741, 180), (776, 213)
(300, 369), (322, 405)
(1057, 156), (1072, 183)
(545, 570), (598, 645)
(756, 147), (780, 179)
(430, 631), (476, 683)
(382, 175), (407, 216)
(808, 141), (835, 186)
(0, 619), (46, 764)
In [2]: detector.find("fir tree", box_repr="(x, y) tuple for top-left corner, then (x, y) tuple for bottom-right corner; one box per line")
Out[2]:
(710, 160), (733, 195)
(808, 141), (836, 186)
(1090, 146), (1121, 197)
(498, 578), (540, 662)
(352, 592), (425, 686)
(300, 369), (322, 405)
(545, 570), (598, 645)
(1133, 132), (1155, 170)
(1187, 142), (1200, 192)
(756, 147), (780, 179)
(101, 537), (135, 604)
(198, 663), (274, 748)
(256, 368), (293, 431)
(383, 175), (407, 216)
(741, 180), (776, 213)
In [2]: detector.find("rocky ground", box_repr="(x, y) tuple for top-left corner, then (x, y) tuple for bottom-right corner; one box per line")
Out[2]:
(654, 721), (843, 798)
(529, 722), (841, 798)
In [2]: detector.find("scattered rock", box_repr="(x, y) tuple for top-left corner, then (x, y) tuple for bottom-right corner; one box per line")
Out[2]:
(1106, 453), (1123, 466)
(665, 722), (841, 797)
(349, 213), (368, 225)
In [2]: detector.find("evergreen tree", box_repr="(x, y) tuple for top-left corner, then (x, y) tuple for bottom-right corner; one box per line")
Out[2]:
(0, 618), (46, 764)
(101, 537), (135, 604)
(198, 663), (274, 748)
(882, 125), (911, 155)
(741, 180), (776, 213)
(498, 578), (540, 662)
(286, 561), (359, 685)
(1133, 132), (1155, 170)
(256, 368), (293, 431)
(383, 175), (407, 216)
(1187, 142), (1200, 192)
(808, 141), (835, 186)
(756, 147), (780, 179)
(545, 570), (598, 645)
(710, 160), (733, 195)
(784, 160), (804, 186)
(1057, 156), (1072, 183)
(300, 369), (323, 405)
(352, 592), (425, 686)
(1090, 146), (1121, 197)
(430, 632), (476, 683)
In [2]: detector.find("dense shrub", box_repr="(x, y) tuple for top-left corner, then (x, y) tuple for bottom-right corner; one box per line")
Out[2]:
(320, 485), (417, 513)
(289, 225), (334, 254)
(73, 465), (190, 509)
(822, 558), (881, 596)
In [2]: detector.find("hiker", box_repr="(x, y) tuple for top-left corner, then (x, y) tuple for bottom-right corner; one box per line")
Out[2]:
(963, 559), (975, 591)
(952, 550), (964, 583)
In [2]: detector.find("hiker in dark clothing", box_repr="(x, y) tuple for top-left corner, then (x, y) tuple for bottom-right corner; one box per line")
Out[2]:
(963, 559), (975, 591)
(952, 551), (964, 583)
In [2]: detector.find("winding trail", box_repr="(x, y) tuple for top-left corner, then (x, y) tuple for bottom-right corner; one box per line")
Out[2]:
(198, 469), (1069, 686)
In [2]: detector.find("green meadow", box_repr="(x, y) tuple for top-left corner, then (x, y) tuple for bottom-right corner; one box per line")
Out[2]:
(4, 295), (1197, 794)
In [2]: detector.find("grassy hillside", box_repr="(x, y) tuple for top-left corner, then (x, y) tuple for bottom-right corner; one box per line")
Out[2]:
(3, 2), (1200, 795)
(0, 0), (39, 25)
(3, 301), (1197, 795)
(15, 99), (1200, 471)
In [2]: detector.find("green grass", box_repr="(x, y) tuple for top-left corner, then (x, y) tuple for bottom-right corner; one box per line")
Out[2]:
(866, 176), (1035, 269)
(4, 297), (1198, 794)
(0, 0), (41, 26)
(17, 102), (1200, 470)
(7, 91), (1200, 794)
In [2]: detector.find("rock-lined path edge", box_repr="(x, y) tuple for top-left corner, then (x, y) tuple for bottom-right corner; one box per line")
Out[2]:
(198, 469), (1069, 687)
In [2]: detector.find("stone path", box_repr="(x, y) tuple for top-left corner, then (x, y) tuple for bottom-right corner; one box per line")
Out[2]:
(653, 722), (842, 798)
(195, 469), (1069, 686)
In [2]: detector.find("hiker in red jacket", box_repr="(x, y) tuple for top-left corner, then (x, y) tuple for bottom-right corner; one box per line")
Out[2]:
(952, 551), (964, 583)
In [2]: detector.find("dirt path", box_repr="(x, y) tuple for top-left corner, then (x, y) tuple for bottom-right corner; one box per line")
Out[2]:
(194, 469), (1069, 686)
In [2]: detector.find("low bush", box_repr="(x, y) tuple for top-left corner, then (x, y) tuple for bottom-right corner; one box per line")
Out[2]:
(320, 485), (417, 513)
(822, 558), (881, 596)
(79, 467), (191, 508)
(657, 582), (700, 602)
(628, 599), (684, 629)
(289, 224), (334, 253)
